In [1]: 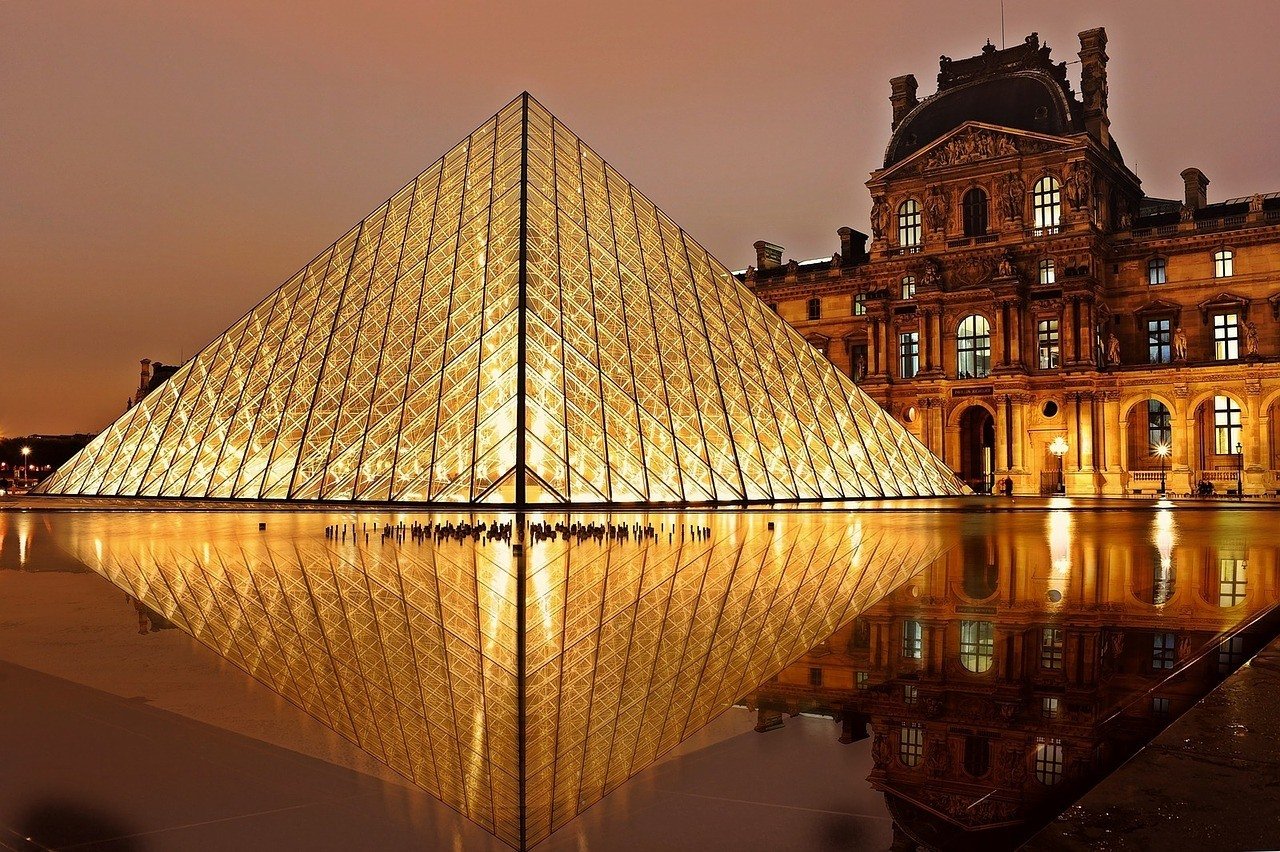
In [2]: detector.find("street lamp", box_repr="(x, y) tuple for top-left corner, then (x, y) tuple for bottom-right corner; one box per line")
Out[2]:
(1154, 442), (1170, 496)
(1049, 436), (1069, 495)
(1236, 441), (1244, 500)
(20, 446), (31, 483)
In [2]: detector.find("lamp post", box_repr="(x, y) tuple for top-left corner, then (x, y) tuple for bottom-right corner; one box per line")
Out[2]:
(20, 446), (31, 484)
(1049, 436), (1069, 495)
(1236, 441), (1244, 500)
(1155, 442), (1170, 496)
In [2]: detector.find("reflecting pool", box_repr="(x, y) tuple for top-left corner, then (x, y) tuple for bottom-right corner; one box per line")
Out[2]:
(1, 505), (1276, 851)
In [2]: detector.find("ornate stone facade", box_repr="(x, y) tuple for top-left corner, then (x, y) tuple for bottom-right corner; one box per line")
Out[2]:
(745, 28), (1280, 496)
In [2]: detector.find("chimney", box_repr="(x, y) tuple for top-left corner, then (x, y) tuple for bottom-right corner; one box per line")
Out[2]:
(753, 240), (785, 269)
(1077, 28), (1110, 147)
(1181, 168), (1209, 211)
(837, 227), (869, 265)
(138, 359), (152, 396)
(889, 75), (918, 130)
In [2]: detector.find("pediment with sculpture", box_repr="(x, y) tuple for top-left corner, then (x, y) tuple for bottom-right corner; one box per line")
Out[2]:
(877, 122), (1071, 180)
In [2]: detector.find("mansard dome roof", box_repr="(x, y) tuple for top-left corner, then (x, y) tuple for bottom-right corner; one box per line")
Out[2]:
(885, 34), (1084, 167)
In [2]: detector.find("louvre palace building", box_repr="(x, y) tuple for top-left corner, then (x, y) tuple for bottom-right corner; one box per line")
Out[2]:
(743, 28), (1280, 497)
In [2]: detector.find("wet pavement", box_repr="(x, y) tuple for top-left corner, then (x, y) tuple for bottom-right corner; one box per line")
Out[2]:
(1028, 633), (1280, 851)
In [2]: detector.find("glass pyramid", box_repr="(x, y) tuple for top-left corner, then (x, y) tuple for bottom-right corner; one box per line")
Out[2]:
(39, 94), (964, 504)
(52, 510), (950, 849)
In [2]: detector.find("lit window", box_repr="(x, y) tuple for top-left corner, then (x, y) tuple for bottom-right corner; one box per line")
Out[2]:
(1214, 249), (1234, 278)
(1038, 258), (1056, 284)
(956, 315), (991, 379)
(900, 275), (916, 299)
(962, 187), (989, 237)
(1037, 319), (1060, 370)
(1213, 313), (1239, 360)
(1148, 257), (1167, 285)
(1218, 636), (1245, 674)
(1042, 696), (1060, 719)
(899, 723), (924, 767)
(1147, 319), (1172, 364)
(1153, 632), (1177, 669)
(1035, 737), (1064, 785)
(1040, 627), (1064, 670)
(809, 666), (823, 687)
(1147, 400), (1171, 450)
(1033, 176), (1062, 233)
(899, 332), (920, 379)
(903, 684), (918, 705)
(898, 200), (922, 249)
(1218, 558), (1247, 607)
(959, 620), (995, 673)
(1152, 696), (1171, 717)
(853, 293), (866, 316)
(1213, 396), (1242, 454)
(807, 297), (821, 320)
(856, 671), (869, 690)
(902, 619), (923, 659)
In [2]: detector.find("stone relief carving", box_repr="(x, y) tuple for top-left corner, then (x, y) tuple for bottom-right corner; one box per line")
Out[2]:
(921, 257), (944, 289)
(999, 172), (1026, 222)
(870, 195), (890, 241)
(1066, 161), (1093, 210)
(925, 185), (950, 232)
(924, 127), (1018, 170)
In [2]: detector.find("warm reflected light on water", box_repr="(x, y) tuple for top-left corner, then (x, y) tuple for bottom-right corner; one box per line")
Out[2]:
(1047, 506), (1072, 576)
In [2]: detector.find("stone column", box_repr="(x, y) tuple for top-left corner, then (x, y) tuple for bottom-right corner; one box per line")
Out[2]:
(995, 303), (1008, 366)
(1012, 397), (1027, 471)
(933, 310), (944, 373)
(869, 318), (880, 375)
(1010, 303), (1024, 366)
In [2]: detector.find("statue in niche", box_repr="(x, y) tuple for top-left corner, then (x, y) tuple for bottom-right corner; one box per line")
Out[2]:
(921, 258), (944, 289)
(870, 195), (890, 241)
(1107, 333), (1121, 365)
(1066, 162), (1092, 210)
(925, 186), (949, 232)
(1173, 325), (1188, 361)
(1244, 320), (1260, 356)
(1000, 172), (1026, 222)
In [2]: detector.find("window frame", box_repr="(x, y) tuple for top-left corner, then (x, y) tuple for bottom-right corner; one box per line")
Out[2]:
(900, 275), (916, 300)
(1147, 318), (1172, 364)
(962, 186), (989, 237)
(1213, 395), (1242, 454)
(1034, 737), (1065, 785)
(902, 618), (923, 659)
(959, 620), (995, 673)
(956, 315), (992, 379)
(853, 292), (866, 316)
(807, 297), (822, 321)
(1037, 318), (1061, 370)
(1040, 627), (1065, 670)
(1212, 312), (1240, 360)
(898, 199), (923, 249)
(1148, 256), (1168, 285)
(1152, 631), (1177, 670)
(1218, 557), (1247, 607)
(1213, 249), (1234, 278)
(1038, 257), (1056, 285)
(1033, 176), (1062, 234)
(899, 723), (924, 767)
(899, 331), (920, 379)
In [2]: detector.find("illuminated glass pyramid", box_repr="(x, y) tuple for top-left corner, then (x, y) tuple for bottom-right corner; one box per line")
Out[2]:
(40, 94), (963, 504)
(53, 510), (949, 849)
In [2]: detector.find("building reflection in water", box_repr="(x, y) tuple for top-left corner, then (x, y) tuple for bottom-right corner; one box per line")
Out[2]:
(46, 510), (949, 851)
(746, 509), (1279, 850)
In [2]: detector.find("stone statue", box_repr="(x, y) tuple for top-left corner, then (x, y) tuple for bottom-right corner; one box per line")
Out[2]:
(1000, 172), (1025, 222)
(1245, 320), (1260, 356)
(744, 265), (756, 284)
(1107, 332), (1121, 365)
(870, 195), (889, 241)
(830, 251), (842, 268)
(996, 251), (1015, 278)
(1250, 193), (1265, 214)
(854, 352), (866, 381)
(1066, 161), (1092, 210)
(1174, 325), (1188, 360)
(925, 186), (949, 232)
(1180, 203), (1195, 223)
(921, 258), (943, 289)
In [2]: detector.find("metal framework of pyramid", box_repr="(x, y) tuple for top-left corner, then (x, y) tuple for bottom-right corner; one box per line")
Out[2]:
(53, 510), (950, 849)
(40, 94), (964, 505)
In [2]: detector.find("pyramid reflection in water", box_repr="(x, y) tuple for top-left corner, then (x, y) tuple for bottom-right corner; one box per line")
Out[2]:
(40, 94), (963, 504)
(56, 512), (948, 849)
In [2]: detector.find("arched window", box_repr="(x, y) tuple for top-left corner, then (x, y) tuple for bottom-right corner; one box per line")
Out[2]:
(1147, 400), (1172, 452)
(1148, 257), (1168, 285)
(962, 187), (989, 237)
(956, 315), (991, 378)
(898, 200), (922, 249)
(1213, 395), (1242, 454)
(1038, 258), (1056, 284)
(900, 275), (916, 299)
(1033, 176), (1062, 233)
(1214, 249), (1234, 278)
(959, 620), (995, 672)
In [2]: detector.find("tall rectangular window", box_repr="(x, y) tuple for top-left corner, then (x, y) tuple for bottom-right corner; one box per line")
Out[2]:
(808, 667), (824, 687)
(1213, 313), (1239, 360)
(1148, 257), (1168, 285)
(1147, 318), (1172, 364)
(1040, 627), (1064, 670)
(1037, 319), (1060, 369)
(899, 723), (924, 766)
(1218, 558), (1247, 607)
(1214, 249), (1234, 278)
(1033, 177), (1062, 234)
(1218, 636), (1246, 674)
(1038, 258), (1056, 284)
(1147, 400), (1172, 450)
(959, 621), (995, 673)
(1214, 395), (1242, 454)
(1153, 632), (1177, 669)
(900, 276), (916, 300)
(853, 293), (866, 316)
(898, 201), (922, 249)
(902, 619), (923, 659)
(899, 332), (919, 379)
(807, 297), (822, 320)
(1035, 737), (1064, 785)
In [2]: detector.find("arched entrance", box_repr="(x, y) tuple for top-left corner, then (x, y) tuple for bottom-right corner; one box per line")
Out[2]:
(1193, 394), (1244, 496)
(958, 406), (995, 494)
(1124, 398), (1172, 494)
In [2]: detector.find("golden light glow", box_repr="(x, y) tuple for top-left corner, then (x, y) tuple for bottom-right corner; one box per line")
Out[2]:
(54, 510), (947, 849)
(36, 95), (963, 506)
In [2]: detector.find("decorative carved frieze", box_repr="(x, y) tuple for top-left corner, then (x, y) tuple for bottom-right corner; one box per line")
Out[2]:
(924, 127), (1018, 170)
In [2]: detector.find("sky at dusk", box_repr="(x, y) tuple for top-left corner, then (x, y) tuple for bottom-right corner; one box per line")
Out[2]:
(3, 1), (1278, 436)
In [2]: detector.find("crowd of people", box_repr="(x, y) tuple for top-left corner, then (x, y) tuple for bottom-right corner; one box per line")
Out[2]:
(322, 518), (714, 546)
